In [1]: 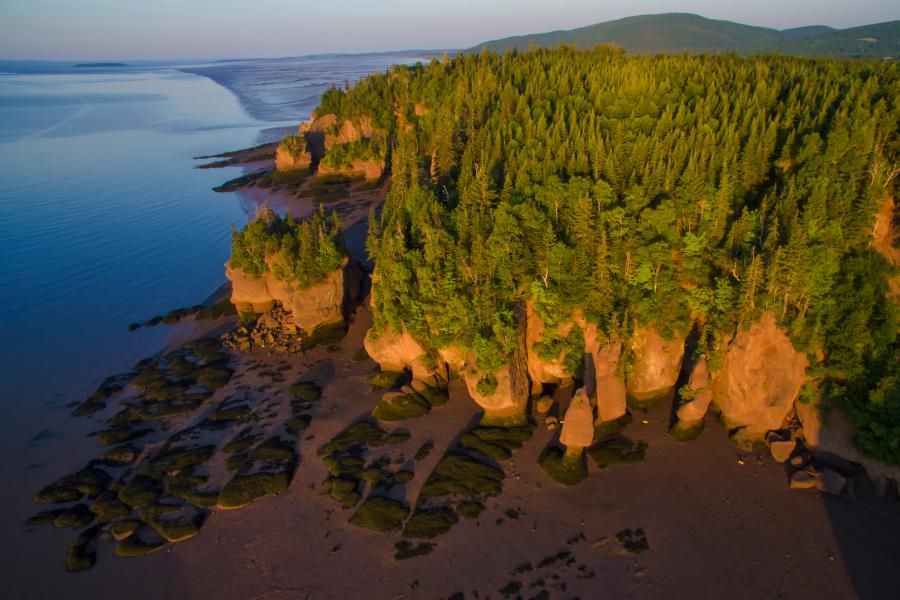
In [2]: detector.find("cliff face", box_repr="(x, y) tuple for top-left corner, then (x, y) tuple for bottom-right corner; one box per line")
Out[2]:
(625, 326), (686, 405)
(318, 158), (384, 181)
(227, 257), (361, 333)
(364, 328), (446, 383)
(675, 358), (713, 424)
(583, 324), (627, 424)
(712, 313), (808, 440)
(274, 144), (311, 172)
(525, 300), (573, 389)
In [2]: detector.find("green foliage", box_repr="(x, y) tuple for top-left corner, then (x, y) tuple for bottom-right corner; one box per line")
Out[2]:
(342, 47), (897, 460)
(321, 135), (387, 169)
(372, 392), (431, 421)
(230, 205), (345, 289)
(365, 369), (408, 389)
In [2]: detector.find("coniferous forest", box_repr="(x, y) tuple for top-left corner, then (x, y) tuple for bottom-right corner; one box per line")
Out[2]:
(314, 48), (900, 463)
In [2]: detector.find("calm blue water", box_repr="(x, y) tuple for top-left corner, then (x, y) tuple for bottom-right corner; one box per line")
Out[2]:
(0, 55), (420, 419)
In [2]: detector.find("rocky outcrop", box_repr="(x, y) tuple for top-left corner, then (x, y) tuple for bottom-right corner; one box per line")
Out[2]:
(625, 326), (685, 405)
(227, 257), (361, 333)
(795, 398), (900, 486)
(463, 362), (530, 424)
(560, 388), (594, 453)
(317, 158), (384, 181)
(364, 328), (446, 383)
(274, 138), (312, 172)
(675, 358), (714, 424)
(583, 324), (627, 425)
(873, 194), (899, 295)
(712, 313), (807, 441)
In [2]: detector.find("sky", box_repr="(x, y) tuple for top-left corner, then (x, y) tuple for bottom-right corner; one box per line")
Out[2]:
(1, 0), (898, 60)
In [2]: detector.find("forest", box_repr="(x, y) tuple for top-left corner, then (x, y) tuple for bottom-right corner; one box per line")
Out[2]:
(230, 205), (345, 289)
(305, 47), (897, 462)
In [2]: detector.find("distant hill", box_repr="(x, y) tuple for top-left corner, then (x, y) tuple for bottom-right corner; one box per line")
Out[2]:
(472, 13), (900, 58)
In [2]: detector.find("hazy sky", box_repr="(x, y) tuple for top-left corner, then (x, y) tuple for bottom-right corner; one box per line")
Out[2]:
(1, 0), (897, 60)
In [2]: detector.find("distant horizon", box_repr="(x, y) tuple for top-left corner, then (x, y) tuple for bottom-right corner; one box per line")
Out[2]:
(2, 2), (898, 61)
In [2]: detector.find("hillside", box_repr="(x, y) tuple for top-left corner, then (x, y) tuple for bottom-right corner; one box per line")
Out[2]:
(472, 13), (900, 58)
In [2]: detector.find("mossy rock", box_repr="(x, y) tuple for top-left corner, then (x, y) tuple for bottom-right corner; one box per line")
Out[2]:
(250, 437), (297, 463)
(419, 451), (504, 500)
(218, 469), (292, 509)
(323, 455), (365, 477)
(118, 475), (162, 508)
(385, 430), (412, 445)
(317, 421), (388, 456)
(416, 385), (449, 408)
(459, 425), (533, 462)
(455, 500), (484, 519)
(538, 447), (588, 486)
(101, 444), (140, 466)
(110, 518), (141, 541)
(414, 441), (434, 461)
(90, 492), (131, 523)
(324, 476), (362, 508)
(365, 369), (408, 390)
(373, 393), (430, 421)
(223, 434), (261, 454)
(593, 413), (633, 439)
(587, 435), (647, 468)
(286, 416), (312, 434)
(25, 509), (66, 526)
(185, 338), (229, 364)
(165, 474), (219, 507)
(348, 496), (409, 532)
(288, 382), (322, 403)
(225, 452), (252, 471)
(670, 419), (704, 442)
(66, 526), (100, 572)
(115, 527), (167, 557)
(304, 320), (347, 349)
(193, 366), (233, 390)
(34, 468), (112, 504)
(352, 347), (370, 362)
(142, 503), (205, 542)
(394, 540), (436, 560)
(394, 469), (414, 484)
(72, 398), (106, 417)
(142, 445), (215, 478)
(97, 426), (152, 447)
(616, 528), (650, 553)
(402, 506), (459, 539)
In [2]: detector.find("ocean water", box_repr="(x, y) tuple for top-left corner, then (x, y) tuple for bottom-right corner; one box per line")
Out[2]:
(0, 54), (418, 420)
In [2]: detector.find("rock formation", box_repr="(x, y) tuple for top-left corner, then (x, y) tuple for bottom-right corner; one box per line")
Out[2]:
(625, 326), (685, 406)
(463, 361), (530, 425)
(227, 257), (361, 334)
(525, 300), (574, 390)
(559, 388), (594, 455)
(674, 358), (714, 427)
(274, 137), (312, 172)
(318, 158), (384, 181)
(363, 328), (446, 383)
(583, 324), (627, 425)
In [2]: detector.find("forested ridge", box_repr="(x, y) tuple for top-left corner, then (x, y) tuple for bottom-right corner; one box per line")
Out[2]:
(313, 47), (898, 461)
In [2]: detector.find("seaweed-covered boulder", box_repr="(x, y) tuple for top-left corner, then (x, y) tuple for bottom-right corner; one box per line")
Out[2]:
(713, 314), (807, 440)
(625, 325), (685, 405)
(364, 328), (446, 383)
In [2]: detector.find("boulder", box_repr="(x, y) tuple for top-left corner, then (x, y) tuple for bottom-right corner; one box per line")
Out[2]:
(676, 358), (714, 423)
(769, 440), (797, 463)
(625, 326), (685, 405)
(713, 314), (807, 440)
(544, 415), (559, 430)
(535, 396), (555, 414)
(790, 471), (817, 490)
(816, 469), (847, 496)
(560, 389), (594, 450)
(364, 328), (444, 383)
(789, 451), (810, 469)
(583, 324), (627, 424)
(437, 345), (468, 375)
